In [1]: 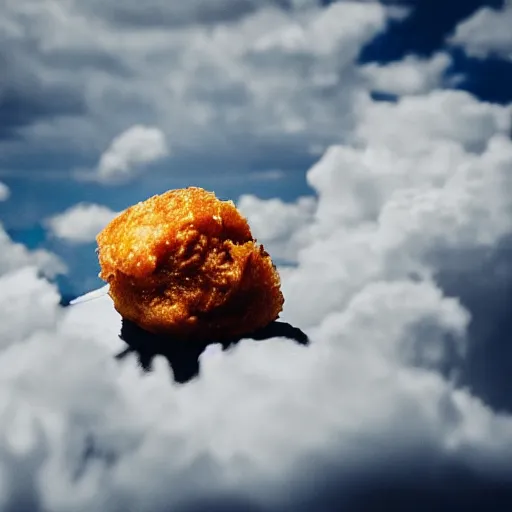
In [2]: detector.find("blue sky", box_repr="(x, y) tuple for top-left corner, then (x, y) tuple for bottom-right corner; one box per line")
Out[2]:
(1, 1), (512, 510)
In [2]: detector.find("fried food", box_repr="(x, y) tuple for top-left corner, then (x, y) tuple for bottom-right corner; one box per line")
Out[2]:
(96, 187), (284, 341)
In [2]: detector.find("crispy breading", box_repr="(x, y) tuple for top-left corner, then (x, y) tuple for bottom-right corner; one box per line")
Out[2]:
(97, 187), (284, 340)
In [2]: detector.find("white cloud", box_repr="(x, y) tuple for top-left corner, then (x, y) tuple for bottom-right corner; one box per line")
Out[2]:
(45, 203), (119, 243)
(360, 52), (452, 96)
(450, 4), (512, 60)
(93, 126), (169, 183)
(237, 195), (316, 262)
(279, 93), (512, 328)
(0, 267), (61, 351)
(0, 182), (10, 201)
(355, 89), (511, 154)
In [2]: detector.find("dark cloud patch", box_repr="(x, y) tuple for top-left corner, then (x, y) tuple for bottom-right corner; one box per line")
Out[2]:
(435, 236), (512, 413)
(0, 85), (85, 140)
(176, 498), (265, 512)
(0, 46), (86, 140)
(170, 456), (512, 511)
(41, 50), (131, 77)
(0, 13), (129, 141)
(300, 463), (512, 512)
(84, 0), (291, 28)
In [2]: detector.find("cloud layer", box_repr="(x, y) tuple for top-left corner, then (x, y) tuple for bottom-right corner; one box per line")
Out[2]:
(1, 82), (512, 510)
(0, 0), (388, 174)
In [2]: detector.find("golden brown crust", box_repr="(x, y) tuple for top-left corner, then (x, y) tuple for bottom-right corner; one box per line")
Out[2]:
(96, 187), (284, 340)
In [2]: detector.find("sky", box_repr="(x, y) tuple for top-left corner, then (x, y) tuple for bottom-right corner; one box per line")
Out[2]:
(1, 0), (512, 510)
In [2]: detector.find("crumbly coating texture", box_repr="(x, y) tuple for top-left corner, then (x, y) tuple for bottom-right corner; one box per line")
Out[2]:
(96, 187), (284, 340)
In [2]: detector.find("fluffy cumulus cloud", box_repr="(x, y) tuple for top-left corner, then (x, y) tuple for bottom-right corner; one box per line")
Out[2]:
(1, 83), (512, 510)
(0, 0), (388, 172)
(45, 203), (119, 243)
(360, 52), (452, 96)
(450, 3), (512, 61)
(93, 125), (169, 183)
(355, 89), (511, 154)
(237, 194), (316, 262)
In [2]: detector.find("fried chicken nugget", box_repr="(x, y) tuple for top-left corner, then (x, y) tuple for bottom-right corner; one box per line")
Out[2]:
(96, 187), (284, 341)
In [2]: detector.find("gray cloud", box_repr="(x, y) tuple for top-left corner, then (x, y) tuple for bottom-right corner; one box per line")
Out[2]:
(0, 87), (85, 139)
(436, 235), (512, 413)
(82, 0), (295, 28)
(0, 47), (86, 141)
(0, 0), (388, 174)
